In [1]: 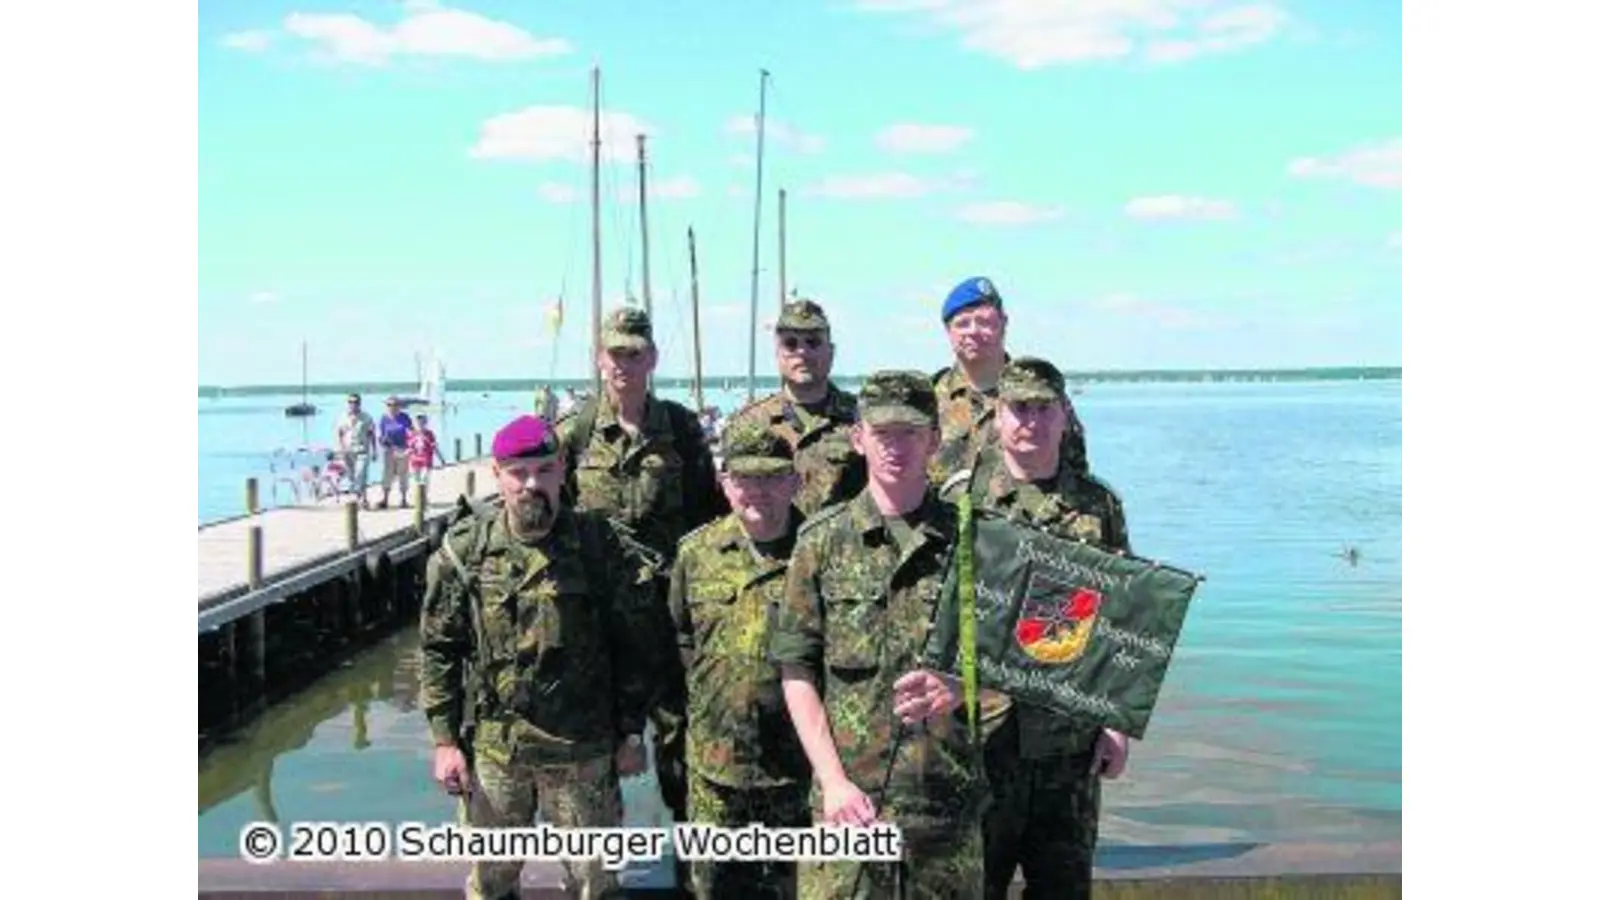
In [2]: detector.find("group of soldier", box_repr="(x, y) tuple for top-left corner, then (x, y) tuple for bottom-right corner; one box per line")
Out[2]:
(418, 275), (1134, 900)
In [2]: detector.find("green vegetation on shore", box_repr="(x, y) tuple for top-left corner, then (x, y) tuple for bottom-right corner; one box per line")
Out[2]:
(199, 366), (1398, 399)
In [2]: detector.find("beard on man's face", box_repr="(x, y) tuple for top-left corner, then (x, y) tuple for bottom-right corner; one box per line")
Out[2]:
(512, 489), (557, 532)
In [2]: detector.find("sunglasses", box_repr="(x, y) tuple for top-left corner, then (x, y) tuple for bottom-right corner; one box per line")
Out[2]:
(780, 334), (825, 352)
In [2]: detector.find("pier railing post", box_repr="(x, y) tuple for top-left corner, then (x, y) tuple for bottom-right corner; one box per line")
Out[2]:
(344, 501), (359, 550)
(344, 500), (364, 634)
(245, 477), (259, 515)
(474, 433), (483, 458)
(247, 525), (266, 703)
(454, 437), (463, 463)
(413, 483), (427, 532)
(465, 469), (476, 500)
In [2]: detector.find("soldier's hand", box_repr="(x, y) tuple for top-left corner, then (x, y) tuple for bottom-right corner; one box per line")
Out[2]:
(821, 777), (876, 827)
(433, 745), (471, 795)
(615, 735), (648, 778)
(892, 669), (958, 724)
(1093, 729), (1129, 779)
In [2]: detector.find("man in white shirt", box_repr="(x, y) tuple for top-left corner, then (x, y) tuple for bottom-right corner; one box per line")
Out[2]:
(335, 392), (377, 508)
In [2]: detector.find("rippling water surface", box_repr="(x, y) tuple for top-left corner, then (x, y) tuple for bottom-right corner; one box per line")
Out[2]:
(198, 378), (1400, 856)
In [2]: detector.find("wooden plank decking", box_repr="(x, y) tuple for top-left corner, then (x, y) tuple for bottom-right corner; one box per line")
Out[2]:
(198, 459), (498, 607)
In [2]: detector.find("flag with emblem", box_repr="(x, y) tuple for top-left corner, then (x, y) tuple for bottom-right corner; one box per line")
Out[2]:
(923, 506), (1201, 739)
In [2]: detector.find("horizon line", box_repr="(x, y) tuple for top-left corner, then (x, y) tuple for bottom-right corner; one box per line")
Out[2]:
(199, 364), (1401, 395)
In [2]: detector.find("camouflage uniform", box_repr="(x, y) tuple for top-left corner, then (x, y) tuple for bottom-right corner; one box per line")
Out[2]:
(946, 359), (1131, 900)
(557, 308), (725, 565)
(668, 423), (813, 900)
(930, 361), (1090, 490)
(769, 371), (985, 900)
(929, 279), (1087, 486)
(419, 499), (672, 900)
(556, 308), (725, 833)
(726, 299), (866, 517)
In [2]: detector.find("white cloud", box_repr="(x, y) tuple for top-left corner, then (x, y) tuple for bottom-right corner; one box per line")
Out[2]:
(853, 0), (1290, 68)
(470, 107), (657, 163)
(956, 200), (1064, 225)
(283, 1), (571, 66)
(876, 123), (974, 154)
(1124, 195), (1238, 220)
(1288, 139), (1401, 189)
(537, 182), (578, 204)
(221, 30), (273, 53)
(804, 172), (939, 200)
(724, 116), (826, 154)
(1146, 4), (1288, 63)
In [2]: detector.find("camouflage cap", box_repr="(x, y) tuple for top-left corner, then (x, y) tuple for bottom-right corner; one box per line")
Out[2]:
(720, 420), (795, 476)
(998, 357), (1066, 404)
(858, 370), (937, 427)
(601, 306), (654, 350)
(776, 297), (830, 333)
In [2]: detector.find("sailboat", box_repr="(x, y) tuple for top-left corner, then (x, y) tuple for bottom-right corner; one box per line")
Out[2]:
(575, 68), (767, 426)
(395, 352), (447, 411)
(284, 341), (316, 418)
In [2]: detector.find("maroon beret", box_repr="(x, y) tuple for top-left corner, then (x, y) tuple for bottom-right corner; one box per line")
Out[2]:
(491, 415), (558, 460)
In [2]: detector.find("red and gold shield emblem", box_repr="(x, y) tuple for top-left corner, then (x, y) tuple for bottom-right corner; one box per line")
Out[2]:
(1015, 584), (1102, 664)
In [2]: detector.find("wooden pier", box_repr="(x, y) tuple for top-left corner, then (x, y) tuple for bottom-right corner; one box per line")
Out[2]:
(199, 456), (497, 629)
(198, 441), (502, 737)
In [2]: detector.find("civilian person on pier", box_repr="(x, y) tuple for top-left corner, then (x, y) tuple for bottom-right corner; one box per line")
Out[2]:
(335, 393), (377, 509)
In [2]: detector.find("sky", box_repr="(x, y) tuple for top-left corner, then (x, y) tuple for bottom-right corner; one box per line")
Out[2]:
(198, 0), (1400, 387)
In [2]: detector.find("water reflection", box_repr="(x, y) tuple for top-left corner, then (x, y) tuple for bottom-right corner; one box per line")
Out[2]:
(199, 628), (674, 861)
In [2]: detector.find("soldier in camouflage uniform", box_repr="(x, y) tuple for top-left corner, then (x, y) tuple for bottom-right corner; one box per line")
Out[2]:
(771, 371), (986, 900)
(667, 421), (814, 900)
(418, 415), (673, 900)
(556, 307), (726, 853)
(943, 359), (1133, 900)
(725, 298), (865, 516)
(928, 276), (1089, 488)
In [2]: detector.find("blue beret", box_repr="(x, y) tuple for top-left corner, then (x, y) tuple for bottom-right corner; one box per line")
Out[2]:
(941, 276), (1003, 323)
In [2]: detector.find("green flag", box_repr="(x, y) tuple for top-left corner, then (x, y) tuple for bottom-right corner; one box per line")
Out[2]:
(924, 507), (1201, 740)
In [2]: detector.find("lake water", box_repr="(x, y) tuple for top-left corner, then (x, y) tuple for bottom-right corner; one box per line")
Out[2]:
(198, 378), (1401, 857)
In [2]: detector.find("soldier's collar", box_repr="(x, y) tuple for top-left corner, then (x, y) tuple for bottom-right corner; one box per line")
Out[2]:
(941, 354), (1012, 399)
(781, 382), (852, 424)
(993, 456), (1069, 499)
(850, 489), (950, 543)
(597, 391), (669, 434)
(709, 515), (745, 552)
(988, 462), (1020, 502)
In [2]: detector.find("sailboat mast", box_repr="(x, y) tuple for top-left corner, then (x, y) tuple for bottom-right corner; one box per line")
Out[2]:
(777, 187), (787, 311)
(637, 134), (653, 320)
(300, 340), (309, 404)
(689, 226), (704, 413)
(746, 69), (770, 404)
(590, 66), (603, 396)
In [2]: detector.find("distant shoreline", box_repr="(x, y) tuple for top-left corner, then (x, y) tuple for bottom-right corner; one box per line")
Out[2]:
(199, 366), (1399, 398)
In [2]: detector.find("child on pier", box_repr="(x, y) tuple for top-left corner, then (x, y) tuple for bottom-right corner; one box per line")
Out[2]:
(407, 414), (445, 497)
